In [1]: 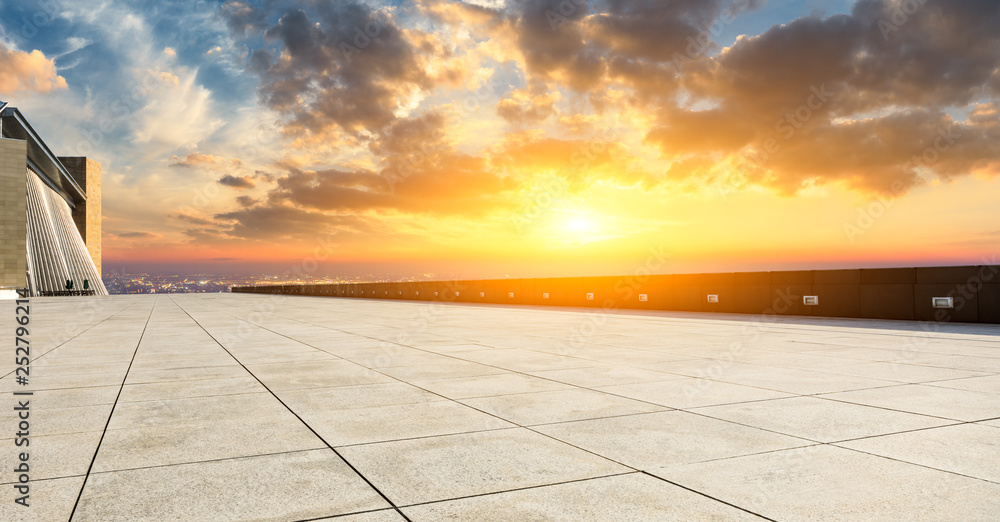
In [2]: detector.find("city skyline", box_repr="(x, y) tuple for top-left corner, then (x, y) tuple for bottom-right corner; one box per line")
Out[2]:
(2, 0), (999, 280)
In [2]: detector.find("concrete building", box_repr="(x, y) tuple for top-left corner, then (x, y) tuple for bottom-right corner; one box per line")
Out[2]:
(0, 101), (106, 297)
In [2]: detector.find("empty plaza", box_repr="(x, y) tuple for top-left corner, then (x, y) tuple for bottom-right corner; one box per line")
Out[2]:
(3, 293), (999, 521)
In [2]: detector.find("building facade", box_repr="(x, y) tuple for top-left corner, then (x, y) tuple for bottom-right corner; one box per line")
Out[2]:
(1, 101), (107, 297)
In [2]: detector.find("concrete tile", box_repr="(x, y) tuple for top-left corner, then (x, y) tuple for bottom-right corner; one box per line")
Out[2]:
(817, 361), (992, 383)
(314, 510), (407, 521)
(461, 388), (667, 426)
(644, 358), (775, 379)
(124, 365), (248, 384)
(303, 400), (514, 446)
(419, 343), (495, 353)
(924, 374), (1000, 394)
(33, 385), (121, 409)
(838, 422), (1000, 482)
(822, 384), (1000, 422)
(906, 354), (1000, 373)
(118, 376), (266, 403)
(402, 473), (761, 521)
(251, 360), (395, 390)
(278, 382), (440, 411)
(0, 371), (125, 392)
(75, 450), (389, 520)
(27, 361), (132, 376)
(0, 475), (85, 522)
(526, 365), (689, 388)
(0, 431), (102, 483)
(93, 416), (325, 472)
(710, 368), (897, 395)
(695, 396), (950, 442)
(453, 349), (605, 372)
(535, 410), (807, 469)
(653, 445), (1000, 521)
(378, 359), (508, 381)
(338, 428), (628, 505)
(106, 393), (296, 430)
(597, 378), (793, 409)
(32, 404), (112, 436)
(411, 373), (574, 399)
(344, 351), (459, 369)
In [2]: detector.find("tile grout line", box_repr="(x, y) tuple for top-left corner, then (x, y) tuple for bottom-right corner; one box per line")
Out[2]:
(67, 296), (158, 521)
(170, 296), (415, 522)
(641, 471), (777, 521)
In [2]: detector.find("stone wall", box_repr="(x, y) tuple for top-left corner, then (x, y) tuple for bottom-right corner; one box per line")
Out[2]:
(59, 157), (102, 276)
(0, 138), (27, 291)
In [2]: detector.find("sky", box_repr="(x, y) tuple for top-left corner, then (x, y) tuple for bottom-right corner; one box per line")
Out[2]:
(1, 0), (998, 279)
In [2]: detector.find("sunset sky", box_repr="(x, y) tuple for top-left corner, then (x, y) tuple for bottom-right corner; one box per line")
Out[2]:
(2, 0), (998, 278)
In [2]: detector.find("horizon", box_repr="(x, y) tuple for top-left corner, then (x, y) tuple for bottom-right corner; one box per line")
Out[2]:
(3, 0), (999, 281)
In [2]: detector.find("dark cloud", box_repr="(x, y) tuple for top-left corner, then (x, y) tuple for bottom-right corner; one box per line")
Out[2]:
(225, 1), (436, 143)
(214, 204), (371, 240)
(643, 0), (1000, 194)
(218, 174), (256, 189)
(235, 195), (259, 207)
(111, 231), (158, 239)
(170, 212), (215, 226)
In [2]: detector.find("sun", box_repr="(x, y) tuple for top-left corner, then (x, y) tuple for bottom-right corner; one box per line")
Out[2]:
(564, 215), (596, 234)
(551, 210), (608, 245)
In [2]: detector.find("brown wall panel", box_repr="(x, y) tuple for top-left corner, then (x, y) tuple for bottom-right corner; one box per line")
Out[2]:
(734, 285), (770, 314)
(860, 284), (914, 320)
(811, 284), (860, 318)
(979, 283), (1000, 324)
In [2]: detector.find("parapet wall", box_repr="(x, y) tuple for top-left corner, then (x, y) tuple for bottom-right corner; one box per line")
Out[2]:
(233, 265), (1000, 324)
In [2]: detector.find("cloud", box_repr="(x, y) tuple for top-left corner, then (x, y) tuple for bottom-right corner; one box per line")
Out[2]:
(0, 43), (68, 93)
(224, 1), (443, 146)
(214, 203), (371, 241)
(235, 195), (259, 207)
(218, 174), (256, 189)
(131, 67), (223, 147)
(497, 83), (561, 124)
(643, 0), (1000, 194)
(169, 152), (218, 168)
(109, 230), (160, 239)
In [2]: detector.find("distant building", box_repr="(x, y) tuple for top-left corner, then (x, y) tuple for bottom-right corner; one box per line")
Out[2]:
(0, 101), (107, 297)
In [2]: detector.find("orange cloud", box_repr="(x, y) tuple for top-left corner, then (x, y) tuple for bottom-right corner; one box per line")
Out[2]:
(0, 44), (68, 93)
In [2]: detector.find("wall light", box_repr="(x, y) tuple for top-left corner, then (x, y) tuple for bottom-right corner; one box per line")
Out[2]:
(803, 296), (819, 306)
(639, 294), (648, 302)
(707, 294), (719, 303)
(932, 297), (954, 309)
